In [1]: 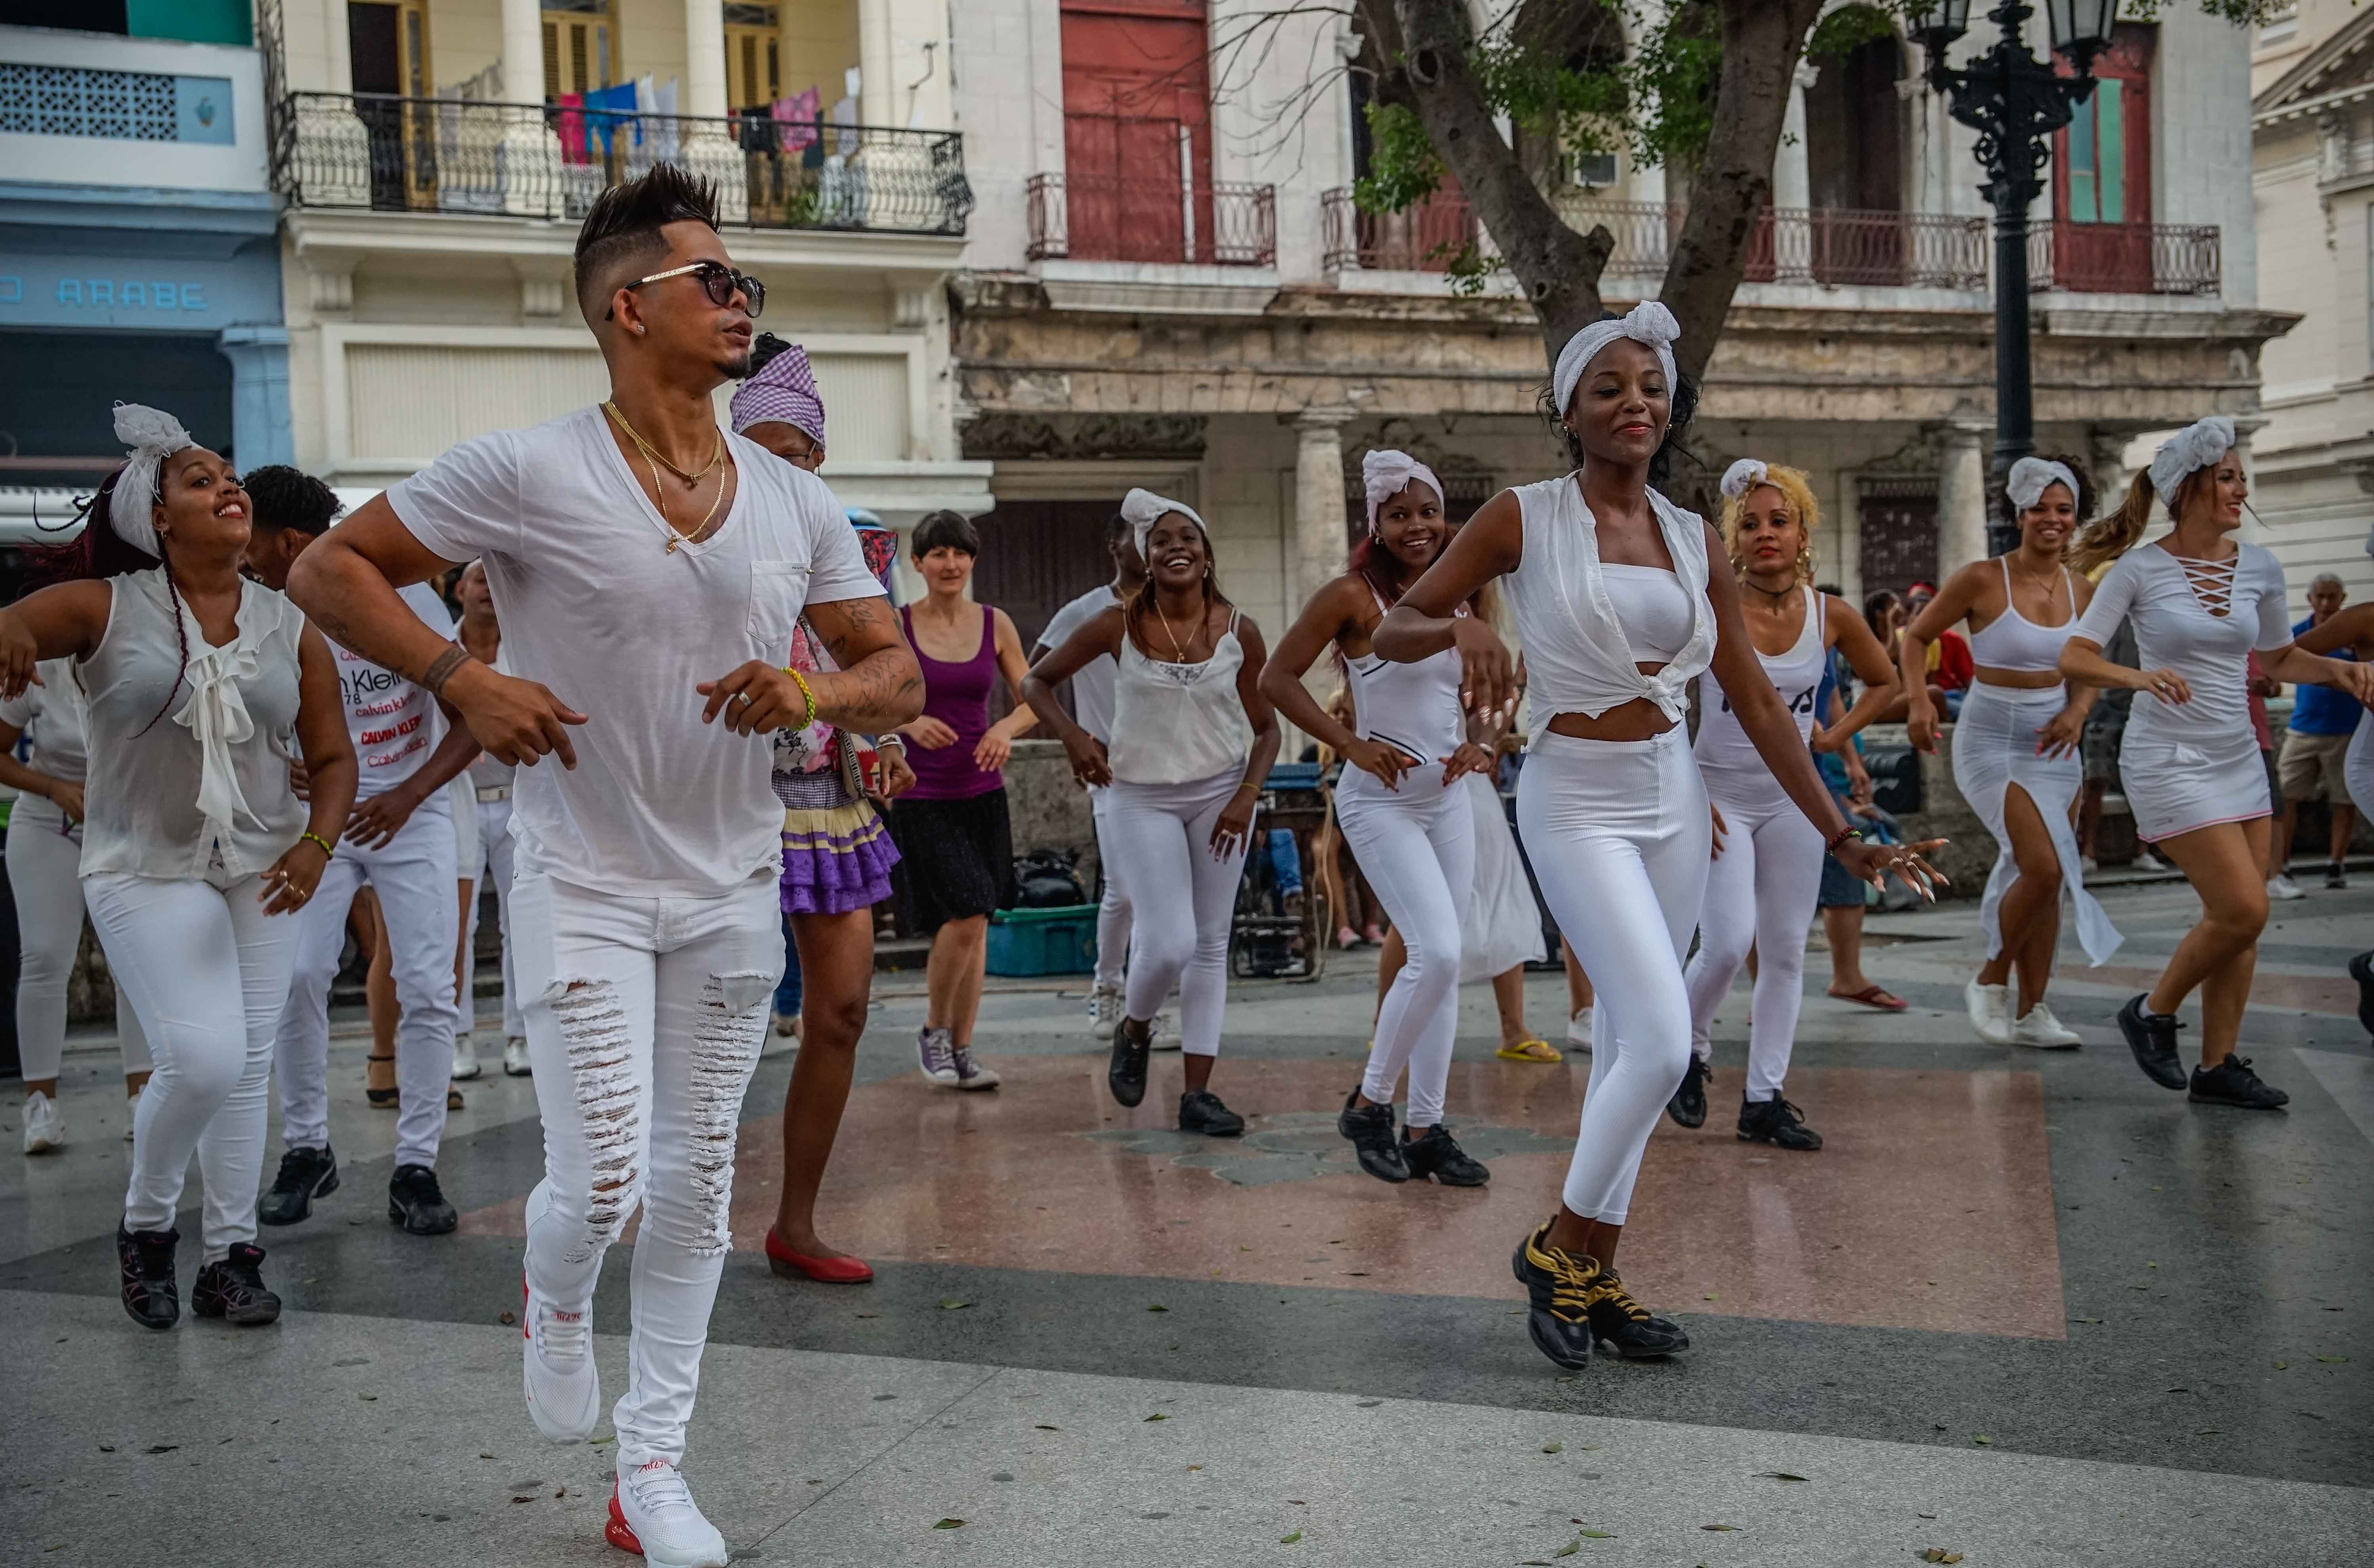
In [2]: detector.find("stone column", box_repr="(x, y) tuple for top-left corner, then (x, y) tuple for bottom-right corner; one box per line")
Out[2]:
(295, 0), (371, 206)
(1936, 420), (1993, 571)
(679, 0), (748, 220)
(218, 327), (293, 471)
(1772, 62), (1814, 211)
(495, 0), (563, 218)
(1294, 409), (1352, 611)
(2088, 427), (2132, 519)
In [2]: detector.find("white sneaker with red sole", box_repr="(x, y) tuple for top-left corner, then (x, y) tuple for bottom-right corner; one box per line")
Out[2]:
(523, 1275), (601, 1443)
(607, 1460), (728, 1566)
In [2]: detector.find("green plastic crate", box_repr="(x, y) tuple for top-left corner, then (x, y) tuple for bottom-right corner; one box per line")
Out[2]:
(986, 904), (1096, 977)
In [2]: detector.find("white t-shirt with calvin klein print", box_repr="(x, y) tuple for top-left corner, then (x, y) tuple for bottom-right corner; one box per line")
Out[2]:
(334, 581), (456, 799)
(386, 405), (883, 898)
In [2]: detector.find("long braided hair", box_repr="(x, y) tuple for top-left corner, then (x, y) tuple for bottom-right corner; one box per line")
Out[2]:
(29, 467), (191, 735)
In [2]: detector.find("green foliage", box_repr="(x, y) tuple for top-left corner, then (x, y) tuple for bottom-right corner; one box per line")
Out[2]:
(1807, 4), (1898, 60)
(1352, 100), (1448, 214)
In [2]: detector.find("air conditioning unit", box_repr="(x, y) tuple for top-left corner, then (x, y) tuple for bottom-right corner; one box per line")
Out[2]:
(1569, 151), (1618, 188)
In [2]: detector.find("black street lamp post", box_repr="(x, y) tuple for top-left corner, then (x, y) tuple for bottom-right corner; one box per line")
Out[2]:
(1912, 0), (2116, 551)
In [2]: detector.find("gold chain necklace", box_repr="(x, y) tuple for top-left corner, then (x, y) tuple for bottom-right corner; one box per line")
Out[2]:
(605, 402), (728, 552)
(1152, 598), (1201, 663)
(603, 400), (722, 488)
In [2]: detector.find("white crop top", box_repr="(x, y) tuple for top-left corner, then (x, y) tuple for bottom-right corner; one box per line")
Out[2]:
(1345, 590), (1466, 764)
(1966, 558), (2078, 674)
(1600, 566), (1694, 661)
(78, 569), (308, 883)
(1695, 585), (1827, 778)
(1505, 474), (1715, 738)
(2069, 541), (2291, 749)
(1106, 611), (1253, 786)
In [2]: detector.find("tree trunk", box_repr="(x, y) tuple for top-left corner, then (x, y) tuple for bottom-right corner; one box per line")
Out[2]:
(1370, 0), (1612, 361)
(1659, 0), (1828, 385)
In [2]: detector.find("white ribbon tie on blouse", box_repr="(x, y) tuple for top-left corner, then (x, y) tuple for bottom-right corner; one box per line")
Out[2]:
(171, 609), (264, 849)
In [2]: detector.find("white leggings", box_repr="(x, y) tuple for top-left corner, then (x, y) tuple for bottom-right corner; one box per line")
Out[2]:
(1682, 775), (1826, 1102)
(7, 805), (149, 1083)
(84, 870), (300, 1261)
(1088, 786), (1132, 993)
(511, 867), (780, 1471)
(463, 795), (523, 1038)
(1337, 770), (1475, 1127)
(1104, 771), (1251, 1056)
(1517, 728), (1710, 1224)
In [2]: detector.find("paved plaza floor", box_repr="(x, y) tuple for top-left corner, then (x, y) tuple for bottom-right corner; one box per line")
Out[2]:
(5, 874), (2370, 1566)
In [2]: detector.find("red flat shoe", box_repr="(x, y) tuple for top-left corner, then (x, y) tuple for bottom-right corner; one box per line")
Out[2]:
(764, 1228), (874, 1284)
(1829, 984), (1908, 1012)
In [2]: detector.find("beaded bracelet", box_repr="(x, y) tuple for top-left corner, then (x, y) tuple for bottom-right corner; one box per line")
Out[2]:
(1824, 824), (1861, 854)
(300, 831), (336, 858)
(785, 666), (816, 731)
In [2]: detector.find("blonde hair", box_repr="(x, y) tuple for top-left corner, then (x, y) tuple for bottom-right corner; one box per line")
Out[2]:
(2068, 466), (2218, 574)
(1718, 463), (1820, 581)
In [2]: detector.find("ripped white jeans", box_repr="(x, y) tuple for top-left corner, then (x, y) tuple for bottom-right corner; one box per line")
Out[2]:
(509, 868), (782, 1471)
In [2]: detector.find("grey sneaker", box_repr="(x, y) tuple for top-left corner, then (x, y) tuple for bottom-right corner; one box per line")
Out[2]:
(917, 1026), (958, 1088)
(1150, 1010), (1182, 1052)
(1089, 985), (1123, 1040)
(950, 1044), (1001, 1091)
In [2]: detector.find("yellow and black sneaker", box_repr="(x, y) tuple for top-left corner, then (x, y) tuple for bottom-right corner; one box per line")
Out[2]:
(1579, 1263), (1689, 1359)
(1508, 1220), (1597, 1370)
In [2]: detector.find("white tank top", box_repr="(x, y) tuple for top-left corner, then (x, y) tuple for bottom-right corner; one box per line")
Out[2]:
(1505, 474), (1715, 738)
(1695, 585), (1827, 780)
(1106, 609), (1253, 786)
(1344, 588), (1465, 764)
(1966, 558), (2077, 673)
(78, 568), (308, 883)
(1600, 566), (1695, 661)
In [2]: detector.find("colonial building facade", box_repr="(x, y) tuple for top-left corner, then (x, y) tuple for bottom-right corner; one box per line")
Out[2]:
(2251, 0), (2374, 603)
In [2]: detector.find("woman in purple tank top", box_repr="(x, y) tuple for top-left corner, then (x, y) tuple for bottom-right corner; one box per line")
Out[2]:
(891, 511), (1038, 1090)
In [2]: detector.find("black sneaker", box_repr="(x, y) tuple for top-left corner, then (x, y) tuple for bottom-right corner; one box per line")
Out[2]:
(1402, 1124), (1489, 1186)
(258, 1145), (339, 1226)
(1580, 1262), (1690, 1359)
(2348, 950), (2374, 1040)
(1177, 1089), (1244, 1137)
(2189, 1055), (2290, 1110)
(1508, 1220), (1595, 1371)
(387, 1163), (458, 1235)
(2325, 862), (2348, 891)
(1336, 1089), (1409, 1182)
(1667, 1056), (1711, 1128)
(117, 1223), (179, 1331)
(2116, 995), (2188, 1090)
(1737, 1094), (1823, 1151)
(191, 1243), (282, 1326)
(1107, 1017), (1151, 1108)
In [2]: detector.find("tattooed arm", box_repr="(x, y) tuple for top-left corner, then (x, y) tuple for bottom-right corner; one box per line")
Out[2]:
(798, 594), (925, 731)
(287, 496), (589, 767)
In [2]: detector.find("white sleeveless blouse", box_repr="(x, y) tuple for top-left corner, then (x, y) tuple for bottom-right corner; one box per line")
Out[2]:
(78, 568), (308, 882)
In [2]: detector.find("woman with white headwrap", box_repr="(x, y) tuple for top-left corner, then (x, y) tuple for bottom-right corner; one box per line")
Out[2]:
(1902, 452), (2120, 1050)
(1257, 449), (1499, 1188)
(2062, 416), (2374, 1108)
(1372, 304), (1940, 1372)
(1674, 458), (1905, 1150)
(1022, 490), (1281, 1136)
(2280, 522), (2374, 1044)
(0, 403), (357, 1331)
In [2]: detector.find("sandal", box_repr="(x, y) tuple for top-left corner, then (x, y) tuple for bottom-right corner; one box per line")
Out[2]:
(1495, 1038), (1564, 1063)
(447, 1085), (464, 1111)
(366, 1054), (398, 1109)
(1829, 984), (1908, 1012)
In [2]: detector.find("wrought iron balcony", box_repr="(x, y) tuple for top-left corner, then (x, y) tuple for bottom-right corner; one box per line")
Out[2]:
(2026, 220), (2220, 296)
(1026, 171), (1275, 268)
(271, 91), (971, 236)
(1321, 186), (1479, 272)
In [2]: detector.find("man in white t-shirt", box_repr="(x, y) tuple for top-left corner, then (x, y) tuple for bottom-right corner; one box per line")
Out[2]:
(1032, 514), (1152, 1040)
(287, 166), (921, 1568)
(242, 465), (480, 1238)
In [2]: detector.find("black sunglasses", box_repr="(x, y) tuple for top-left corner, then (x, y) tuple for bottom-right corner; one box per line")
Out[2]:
(606, 260), (765, 321)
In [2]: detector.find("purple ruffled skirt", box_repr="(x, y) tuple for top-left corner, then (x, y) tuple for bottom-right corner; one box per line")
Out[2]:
(775, 769), (899, 917)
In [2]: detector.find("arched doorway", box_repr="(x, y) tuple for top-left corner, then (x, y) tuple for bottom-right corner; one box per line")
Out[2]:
(1804, 23), (1908, 283)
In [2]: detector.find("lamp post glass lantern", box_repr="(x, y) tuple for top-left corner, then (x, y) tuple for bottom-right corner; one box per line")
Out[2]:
(1916, 0), (2108, 552)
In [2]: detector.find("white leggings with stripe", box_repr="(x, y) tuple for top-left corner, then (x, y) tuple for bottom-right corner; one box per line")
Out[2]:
(1337, 768), (1474, 1127)
(1681, 772), (1826, 1103)
(1104, 771), (1251, 1056)
(1517, 728), (1710, 1224)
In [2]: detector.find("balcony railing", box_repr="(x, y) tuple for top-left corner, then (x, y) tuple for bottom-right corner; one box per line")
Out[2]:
(2026, 220), (2220, 296)
(1321, 186), (1478, 271)
(1027, 171), (1275, 267)
(270, 91), (971, 235)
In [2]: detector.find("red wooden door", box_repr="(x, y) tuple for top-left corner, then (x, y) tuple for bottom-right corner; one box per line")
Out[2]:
(2053, 24), (2154, 290)
(1059, 0), (1213, 262)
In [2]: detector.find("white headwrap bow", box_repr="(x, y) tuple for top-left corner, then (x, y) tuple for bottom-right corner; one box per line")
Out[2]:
(2146, 416), (2234, 505)
(109, 402), (196, 560)
(1719, 458), (1770, 501)
(1121, 487), (1209, 562)
(1361, 449), (1445, 535)
(171, 602), (263, 848)
(2006, 456), (2081, 513)
(1552, 300), (1681, 422)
